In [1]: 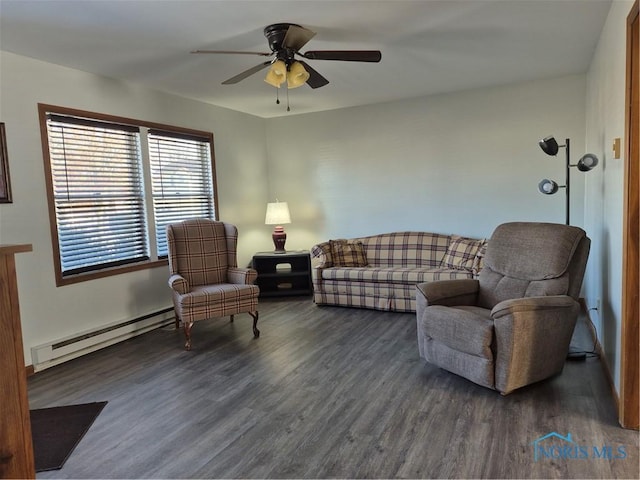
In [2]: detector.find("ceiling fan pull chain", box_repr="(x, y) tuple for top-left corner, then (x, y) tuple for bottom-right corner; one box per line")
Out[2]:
(286, 87), (290, 112)
(276, 88), (280, 105)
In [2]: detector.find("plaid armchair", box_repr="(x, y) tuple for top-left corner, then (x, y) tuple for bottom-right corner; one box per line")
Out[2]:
(416, 222), (590, 395)
(166, 219), (259, 350)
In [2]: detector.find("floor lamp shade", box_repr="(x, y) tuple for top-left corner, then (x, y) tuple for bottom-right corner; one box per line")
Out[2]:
(539, 136), (560, 156)
(265, 201), (291, 253)
(538, 179), (560, 195)
(577, 153), (599, 171)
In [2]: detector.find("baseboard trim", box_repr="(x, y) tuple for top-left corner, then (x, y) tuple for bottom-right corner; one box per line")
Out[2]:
(30, 307), (175, 372)
(579, 298), (620, 412)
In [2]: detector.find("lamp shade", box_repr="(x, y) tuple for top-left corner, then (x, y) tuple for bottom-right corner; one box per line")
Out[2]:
(577, 153), (599, 172)
(264, 60), (287, 88)
(265, 201), (291, 225)
(538, 179), (559, 195)
(287, 61), (309, 89)
(539, 136), (560, 156)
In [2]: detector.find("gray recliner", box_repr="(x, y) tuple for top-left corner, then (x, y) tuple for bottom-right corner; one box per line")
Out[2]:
(416, 222), (590, 395)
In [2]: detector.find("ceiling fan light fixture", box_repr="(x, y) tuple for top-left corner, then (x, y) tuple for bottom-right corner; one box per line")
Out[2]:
(287, 61), (309, 89)
(264, 59), (287, 88)
(200, 23), (381, 93)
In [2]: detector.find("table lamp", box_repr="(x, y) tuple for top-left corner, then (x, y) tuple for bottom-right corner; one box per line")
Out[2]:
(265, 201), (291, 253)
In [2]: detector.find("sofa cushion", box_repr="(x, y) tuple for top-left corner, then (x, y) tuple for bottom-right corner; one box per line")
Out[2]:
(321, 266), (473, 284)
(329, 239), (369, 267)
(359, 232), (450, 268)
(441, 235), (486, 271)
(179, 283), (260, 307)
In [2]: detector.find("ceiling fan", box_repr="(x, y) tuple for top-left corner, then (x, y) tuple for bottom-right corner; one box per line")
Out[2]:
(191, 23), (382, 89)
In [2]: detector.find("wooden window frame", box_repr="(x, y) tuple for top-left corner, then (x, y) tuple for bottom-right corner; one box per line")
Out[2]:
(38, 104), (219, 286)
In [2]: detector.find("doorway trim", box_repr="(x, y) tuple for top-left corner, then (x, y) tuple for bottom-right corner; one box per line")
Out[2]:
(620, 0), (639, 430)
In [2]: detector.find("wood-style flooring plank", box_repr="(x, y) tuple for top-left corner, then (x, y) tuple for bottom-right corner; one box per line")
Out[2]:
(28, 298), (639, 479)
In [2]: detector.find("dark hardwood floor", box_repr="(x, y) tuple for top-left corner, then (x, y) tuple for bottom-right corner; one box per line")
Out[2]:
(28, 298), (639, 479)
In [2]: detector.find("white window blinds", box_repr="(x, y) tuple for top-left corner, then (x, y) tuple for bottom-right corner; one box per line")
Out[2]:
(46, 114), (149, 275)
(148, 130), (215, 257)
(40, 104), (219, 285)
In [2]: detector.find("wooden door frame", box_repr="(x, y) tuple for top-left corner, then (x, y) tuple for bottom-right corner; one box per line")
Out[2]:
(620, 0), (639, 430)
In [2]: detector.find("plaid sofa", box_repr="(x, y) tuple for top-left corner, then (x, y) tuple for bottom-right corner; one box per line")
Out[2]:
(311, 232), (486, 312)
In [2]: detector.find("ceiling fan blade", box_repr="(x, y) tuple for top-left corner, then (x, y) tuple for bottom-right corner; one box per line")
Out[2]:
(192, 50), (272, 56)
(283, 25), (316, 51)
(221, 61), (272, 84)
(302, 50), (382, 62)
(298, 61), (329, 89)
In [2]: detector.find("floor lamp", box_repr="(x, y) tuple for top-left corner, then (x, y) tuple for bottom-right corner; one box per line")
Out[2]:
(538, 136), (599, 361)
(537, 136), (599, 225)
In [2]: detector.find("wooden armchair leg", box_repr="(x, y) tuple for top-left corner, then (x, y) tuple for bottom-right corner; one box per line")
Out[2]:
(250, 311), (259, 338)
(184, 320), (194, 351)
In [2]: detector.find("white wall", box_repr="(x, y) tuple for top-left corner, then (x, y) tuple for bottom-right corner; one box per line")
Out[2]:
(584, 0), (634, 393)
(2, 27), (625, 382)
(265, 75), (587, 249)
(0, 51), (269, 364)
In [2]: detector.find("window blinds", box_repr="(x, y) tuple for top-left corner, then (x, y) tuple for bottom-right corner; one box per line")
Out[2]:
(46, 114), (149, 275)
(148, 130), (215, 257)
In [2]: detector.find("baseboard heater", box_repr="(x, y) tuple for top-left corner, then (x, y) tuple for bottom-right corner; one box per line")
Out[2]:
(31, 307), (175, 372)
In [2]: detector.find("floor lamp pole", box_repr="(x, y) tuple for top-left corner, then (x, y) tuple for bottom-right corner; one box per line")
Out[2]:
(564, 138), (570, 225)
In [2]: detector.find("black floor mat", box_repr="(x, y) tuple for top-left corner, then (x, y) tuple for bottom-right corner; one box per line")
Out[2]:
(30, 401), (107, 472)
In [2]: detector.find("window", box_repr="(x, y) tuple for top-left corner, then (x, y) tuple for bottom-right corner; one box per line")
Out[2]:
(45, 115), (148, 275)
(148, 130), (215, 257)
(39, 104), (218, 286)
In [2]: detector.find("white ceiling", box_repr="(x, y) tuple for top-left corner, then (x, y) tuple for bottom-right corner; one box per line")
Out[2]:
(0, 0), (612, 118)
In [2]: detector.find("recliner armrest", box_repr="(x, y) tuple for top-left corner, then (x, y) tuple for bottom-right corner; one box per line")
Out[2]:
(491, 295), (580, 394)
(228, 267), (258, 285)
(168, 274), (189, 295)
(416, 279), (479, 306)
(491, 295), (578, 318)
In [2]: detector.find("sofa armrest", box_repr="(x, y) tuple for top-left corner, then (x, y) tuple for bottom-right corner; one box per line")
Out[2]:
(228, 267), (258, 285)
(472, 241), (487, 278)
(492, 295), (580, 394)
(416, 279), (479, 307)
(168, 274), (189, 295)
(311, 241), (333, 268)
